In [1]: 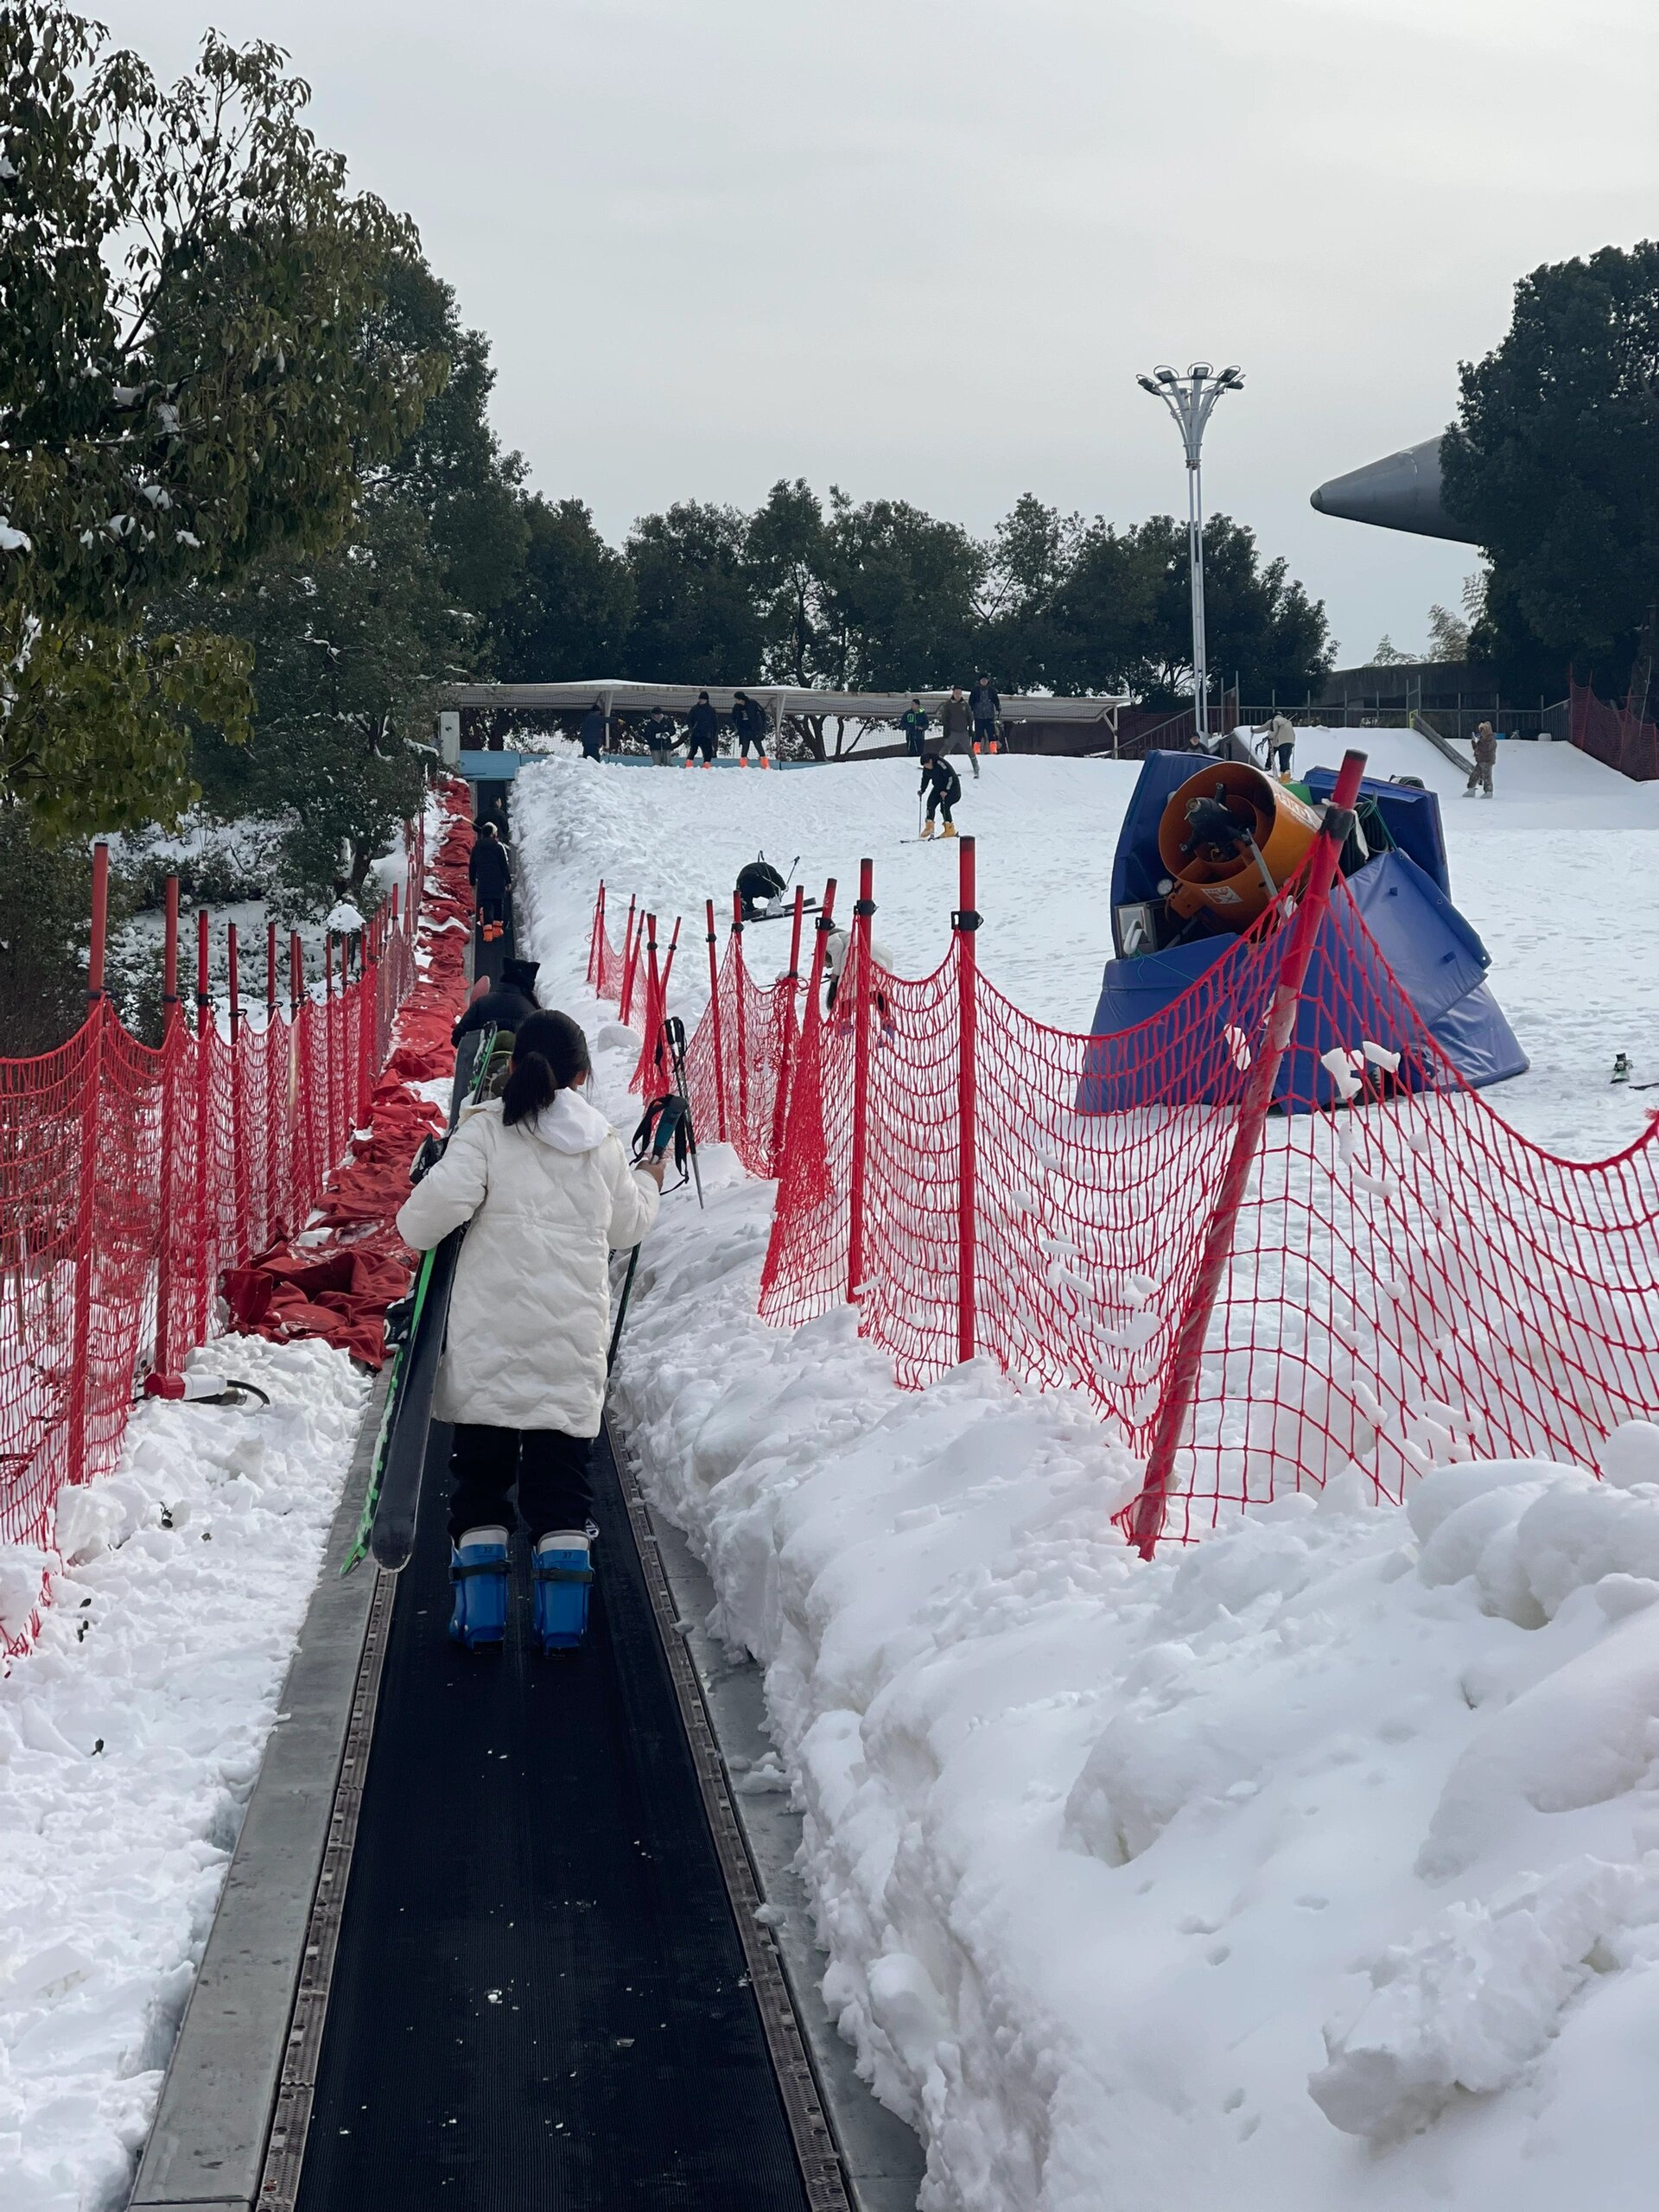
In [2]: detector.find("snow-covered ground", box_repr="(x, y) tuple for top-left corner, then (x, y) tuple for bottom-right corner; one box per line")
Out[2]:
(513, 740), (1659, 2211)
(0, 1341), (365, 2212)
(517, 732), (1659, 1160)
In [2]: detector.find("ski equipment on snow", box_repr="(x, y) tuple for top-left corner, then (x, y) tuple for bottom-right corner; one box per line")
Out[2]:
(607, 1093), (689, 1374)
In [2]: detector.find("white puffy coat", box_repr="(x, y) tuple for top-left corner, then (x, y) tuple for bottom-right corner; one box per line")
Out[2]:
(395, 1087), (658, 1438)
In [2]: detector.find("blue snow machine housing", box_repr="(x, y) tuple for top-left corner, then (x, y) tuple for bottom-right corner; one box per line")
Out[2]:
(1079, 751), (1527, 1113)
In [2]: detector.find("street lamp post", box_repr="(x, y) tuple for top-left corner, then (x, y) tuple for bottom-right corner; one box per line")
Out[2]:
(1137, 362), (1243, 741)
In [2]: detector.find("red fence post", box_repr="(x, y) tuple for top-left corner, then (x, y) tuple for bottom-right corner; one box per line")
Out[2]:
(619, 897), (640, 1025)
(847, 857), (874, 1306)
(731, 891), (749, 1151)
(705, 899), (728, 1142)
(153, 877), (181, 1379)
(358, 917), (375, 1125)
(955, 836), (980, 1365)
(770, 886), (806, 1166)
(644, 914), (664, 1090)
(588, 881), (606, 987)
(227, 922), (251, 1267)
(321, 934), (337, 1173)
(1128, 747), (1369, 1558)
(194, 910), (213, 1348)
(290, 931), (313, 1217)
(67, 846), (110, 1481)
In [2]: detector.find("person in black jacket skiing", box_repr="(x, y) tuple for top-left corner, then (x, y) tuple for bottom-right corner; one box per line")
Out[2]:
(468, 821), (512, 943)
(579, 700), (607, 760)
(452, 959), (541, 1046)
(735, 854), (787, 919)
(686, 690), (719, 766)
(918, 749), (962, 838)
(732, 690), (769, 763)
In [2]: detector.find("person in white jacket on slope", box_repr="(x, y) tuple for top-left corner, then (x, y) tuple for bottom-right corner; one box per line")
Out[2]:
(397, 1009), (663, 1652)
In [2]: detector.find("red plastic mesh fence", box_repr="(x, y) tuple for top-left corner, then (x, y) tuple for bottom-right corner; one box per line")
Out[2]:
(0, 797), (448, 1655)
(1570, 678), (1659, 782)
(587, 860), (1659, 1550)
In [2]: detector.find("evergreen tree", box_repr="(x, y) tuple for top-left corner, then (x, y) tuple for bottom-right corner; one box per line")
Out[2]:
(1443, 242), (1659, 688)
(624, 501), (763, 683)
(489, 497), (635, 682)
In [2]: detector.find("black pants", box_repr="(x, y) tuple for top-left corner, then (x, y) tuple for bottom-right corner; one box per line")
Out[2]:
(690, 735), (716, 762)
(1274, 742), (1294, 774)
(973, 720), (996, 751)
(449, 1424), (594, 1544)
(925, 792), (954, 823)
(476, 894), (502, 930)
(740, 734), (766, 759)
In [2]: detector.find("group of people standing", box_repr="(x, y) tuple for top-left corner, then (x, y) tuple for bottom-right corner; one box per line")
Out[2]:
(901, 677), (1002, 762)
(577, 681), (1007, 770)
(579, 692), (772, 766)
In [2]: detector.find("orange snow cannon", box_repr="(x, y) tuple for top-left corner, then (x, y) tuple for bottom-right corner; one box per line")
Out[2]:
(1158, 761), (1322, 929)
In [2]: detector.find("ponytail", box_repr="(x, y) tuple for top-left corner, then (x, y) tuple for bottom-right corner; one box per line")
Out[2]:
(501, 1008), (592, 1127)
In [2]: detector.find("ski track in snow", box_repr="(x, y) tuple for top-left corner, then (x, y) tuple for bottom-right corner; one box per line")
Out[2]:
(0, 1339), (365, 2212)
(513, 737), (1659, 2212)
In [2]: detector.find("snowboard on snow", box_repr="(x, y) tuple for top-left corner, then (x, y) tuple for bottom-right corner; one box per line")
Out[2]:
(342, 1028), (501, 1575)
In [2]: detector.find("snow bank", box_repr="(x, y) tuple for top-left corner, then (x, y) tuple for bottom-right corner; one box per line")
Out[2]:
(612, 1181), (1659, 2209)
(0, 1339), (365, 2212)
(520, 744), (1659, 2207)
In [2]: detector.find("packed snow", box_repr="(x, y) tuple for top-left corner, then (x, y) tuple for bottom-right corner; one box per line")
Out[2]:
(517, 732), (1659, 1160)
(512, 739), (1659, 2210)
(0, 1340), (365, 2212)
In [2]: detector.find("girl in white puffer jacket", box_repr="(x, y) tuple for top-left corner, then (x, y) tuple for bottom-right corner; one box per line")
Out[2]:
(396, 1010), (662, 1650)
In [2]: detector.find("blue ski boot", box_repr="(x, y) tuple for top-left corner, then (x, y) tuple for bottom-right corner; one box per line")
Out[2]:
(449, 1525), (509, 1649)
(532, 1530), (594, 1655)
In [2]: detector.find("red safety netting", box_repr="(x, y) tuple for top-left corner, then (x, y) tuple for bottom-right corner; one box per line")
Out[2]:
(224, 781), (475, 1367)
(1570, 678), (1659, 782)
(587, 866), (1659, 1553)
(0, 782), (472, 1656)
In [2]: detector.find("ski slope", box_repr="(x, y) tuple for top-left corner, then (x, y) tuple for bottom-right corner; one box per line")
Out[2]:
(517, 732), (1659, 1159)
(510, 737), (1659, 2212)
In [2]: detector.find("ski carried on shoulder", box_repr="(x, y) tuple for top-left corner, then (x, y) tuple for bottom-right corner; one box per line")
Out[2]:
(341, 1027), (499, 1575)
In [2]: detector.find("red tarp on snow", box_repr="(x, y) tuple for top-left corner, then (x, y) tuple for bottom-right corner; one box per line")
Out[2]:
(225, 782), (476, 1366)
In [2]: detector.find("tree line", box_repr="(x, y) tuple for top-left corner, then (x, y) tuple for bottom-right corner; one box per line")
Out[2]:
(499, 484), (1335, 712)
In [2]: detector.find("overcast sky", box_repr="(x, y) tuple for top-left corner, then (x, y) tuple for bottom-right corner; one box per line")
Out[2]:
(105, 0), (1659, 672)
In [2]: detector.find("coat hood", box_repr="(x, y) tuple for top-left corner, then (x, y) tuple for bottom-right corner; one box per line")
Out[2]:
(525, 1086), (613, 1154)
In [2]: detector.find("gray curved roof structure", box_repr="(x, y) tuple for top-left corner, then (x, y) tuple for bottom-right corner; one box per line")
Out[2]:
(1310, 435), (1478, 543)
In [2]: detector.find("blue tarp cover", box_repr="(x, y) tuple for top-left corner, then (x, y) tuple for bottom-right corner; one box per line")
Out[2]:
(1081, 848), (1527, 1111)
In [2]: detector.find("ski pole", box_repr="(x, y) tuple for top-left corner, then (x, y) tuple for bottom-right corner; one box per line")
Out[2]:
(607, 1095), (686, 1370)
(662, 1015), (705, 1210)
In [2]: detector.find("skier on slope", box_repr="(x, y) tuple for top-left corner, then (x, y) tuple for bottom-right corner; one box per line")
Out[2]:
(735, 854), (788, 919)
(900, 699), (931, 755)
(1256, 711), (1296, 775)
(396, 1010), (664, 1654)
(685, 690), (719, 766)
(451, 958), (541, 1046)
(918, 747), (963, 839)
(1465, 720), (1497, 798)
(468, 820), (512, 943)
